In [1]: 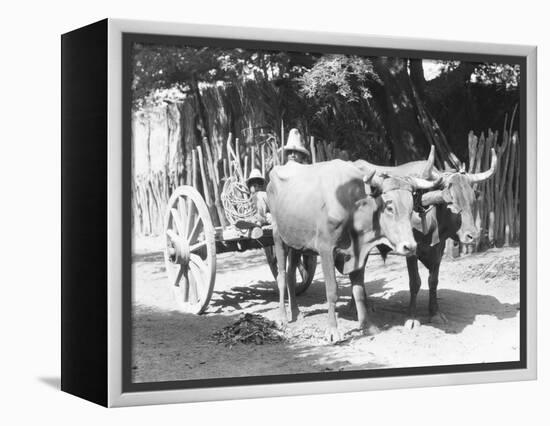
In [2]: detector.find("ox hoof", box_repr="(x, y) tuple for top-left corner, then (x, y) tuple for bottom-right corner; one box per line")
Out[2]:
(404, 319), (421, 330)
(324, 327), (343, 343)
(277, 317), (288, 330)
(430, 312), (448, 325)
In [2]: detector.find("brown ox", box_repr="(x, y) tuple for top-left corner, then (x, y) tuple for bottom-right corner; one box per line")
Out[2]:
(267, 158), (439, 342)
(355, 148), (498, 327)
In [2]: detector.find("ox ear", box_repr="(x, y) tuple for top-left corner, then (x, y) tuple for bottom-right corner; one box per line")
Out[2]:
(466, 148), (497, 184)
(371, 174), (386, 193)
(421, 188), (452, 206)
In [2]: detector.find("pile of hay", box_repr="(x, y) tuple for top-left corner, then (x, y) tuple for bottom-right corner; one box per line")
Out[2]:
(465, 252), (520, 282)
(212, 313), (284, 348)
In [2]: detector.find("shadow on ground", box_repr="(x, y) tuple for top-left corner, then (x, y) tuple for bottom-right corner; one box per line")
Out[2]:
(366, 288), (519, 334)
(132, 303), (384, 384)
(209, 273), (518, 335)
(132, 246), (520, 383)
(209, 278), (336, 314)
(216, 249), (274, 274)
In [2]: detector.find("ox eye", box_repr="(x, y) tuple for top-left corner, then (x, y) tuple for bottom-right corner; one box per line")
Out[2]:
(385, 201), (394, 214)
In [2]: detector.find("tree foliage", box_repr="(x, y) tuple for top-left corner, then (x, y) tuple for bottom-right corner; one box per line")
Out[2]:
(425, 60), (520, 89)
(297, 54), (381, 102)
(472, 63), (520, 89)
(131, 41), (520, 165)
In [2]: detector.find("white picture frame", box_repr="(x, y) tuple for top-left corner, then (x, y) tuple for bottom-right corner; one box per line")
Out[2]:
(61, 18), (537, 407)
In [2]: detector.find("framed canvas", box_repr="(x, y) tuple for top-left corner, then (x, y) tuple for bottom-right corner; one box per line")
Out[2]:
(61, 18), (537, 407)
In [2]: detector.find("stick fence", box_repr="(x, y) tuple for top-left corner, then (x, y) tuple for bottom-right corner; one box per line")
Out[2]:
(132, 123), (520, 259)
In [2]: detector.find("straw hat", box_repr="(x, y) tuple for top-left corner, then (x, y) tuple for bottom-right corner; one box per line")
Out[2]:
(246, 168), (265, 186)
(283, 128), (310, 157)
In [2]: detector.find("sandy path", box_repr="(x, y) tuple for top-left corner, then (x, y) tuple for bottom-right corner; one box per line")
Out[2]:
(131, 237), (520, 383)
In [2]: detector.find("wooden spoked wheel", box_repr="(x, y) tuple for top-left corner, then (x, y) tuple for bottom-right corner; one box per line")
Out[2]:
(164, 185), (216, 314)
(264, 247), (317, 295)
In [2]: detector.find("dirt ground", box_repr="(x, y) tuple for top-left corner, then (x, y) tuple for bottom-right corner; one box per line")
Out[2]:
(131, 236), (520, 383)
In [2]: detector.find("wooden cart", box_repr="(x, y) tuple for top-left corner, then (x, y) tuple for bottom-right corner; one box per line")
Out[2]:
(164, 184), (317, 314)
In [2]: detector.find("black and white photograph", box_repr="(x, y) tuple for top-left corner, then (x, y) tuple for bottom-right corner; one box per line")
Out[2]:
(4, 0), (548, 419)
(126, 34), (525, 387)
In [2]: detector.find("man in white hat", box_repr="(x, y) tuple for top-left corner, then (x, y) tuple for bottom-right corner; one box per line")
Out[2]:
(236, 129), (308, 238)
(235, 168), (270, 239)
(284, 128), (310, 164)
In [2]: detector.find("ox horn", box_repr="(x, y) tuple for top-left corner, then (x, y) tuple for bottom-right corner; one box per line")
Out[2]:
(362, 169), (376, 185)
(466, 148), (497, 184)
(421, 145), (436, 179)
(364, 170), (384, 192)
(410, 175), (443, 190)
(370, 171), (389, 191)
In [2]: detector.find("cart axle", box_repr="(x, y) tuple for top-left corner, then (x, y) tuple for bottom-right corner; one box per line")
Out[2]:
(167, 230), (190, 266)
